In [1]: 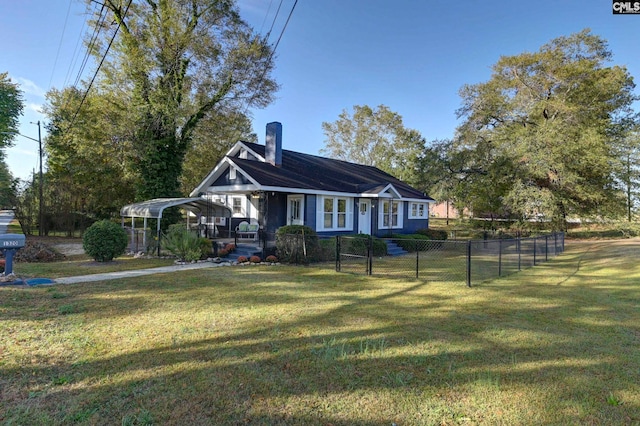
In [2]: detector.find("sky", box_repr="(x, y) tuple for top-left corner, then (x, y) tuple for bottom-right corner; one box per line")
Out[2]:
(1, 0), (639, 182)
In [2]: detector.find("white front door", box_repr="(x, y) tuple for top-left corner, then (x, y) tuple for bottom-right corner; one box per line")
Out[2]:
(358, 199), (371, 234)
(287, 195), (304, 225)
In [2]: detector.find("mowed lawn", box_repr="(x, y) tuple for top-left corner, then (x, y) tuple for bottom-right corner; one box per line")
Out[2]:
(1, 240), (639, 425)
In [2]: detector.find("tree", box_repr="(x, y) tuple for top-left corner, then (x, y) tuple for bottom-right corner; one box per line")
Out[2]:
(0, 72), (24, 208)
(321, 104), (426, 186)
(91, 0), (277, 201)
(44, 86), (136, 222)
(613, 128), (640, 221)
(0, 72), (24, 148)
(180, 110), (256, 194)
(454, 29), (636, 227)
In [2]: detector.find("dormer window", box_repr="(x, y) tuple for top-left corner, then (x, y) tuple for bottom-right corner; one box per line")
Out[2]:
(229, 166), (237, 180)
(239, 148), (247, 159)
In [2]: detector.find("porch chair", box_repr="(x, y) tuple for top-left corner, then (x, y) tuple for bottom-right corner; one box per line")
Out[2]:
(235, 221), (259, 241)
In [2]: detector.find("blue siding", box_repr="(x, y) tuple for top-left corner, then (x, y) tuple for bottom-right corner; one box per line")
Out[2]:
(306, 195), (316, 229)
(402, 201), (429, 233)
(265, 192), (287, 234)
(213, 167), (251, 186)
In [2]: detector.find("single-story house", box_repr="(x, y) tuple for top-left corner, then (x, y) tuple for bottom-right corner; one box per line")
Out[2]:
(190, 122), (435, 240)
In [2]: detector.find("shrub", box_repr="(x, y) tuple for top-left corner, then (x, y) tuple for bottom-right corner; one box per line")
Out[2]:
(250, 255), (261, 263)
(162, 224), (202, 262)
(317, 238), (337, 262)
(82, 220), (128, 262)
(237, 255), (248, 263)
(342, 234), (387, 256)
(224, 243), (236, 252)
(218, 249), (229, 257)
(416, 228), (448, 240)
(265, 255), (278, 263)
(199, 238), (213, 257)
(276, 225), (320, 264)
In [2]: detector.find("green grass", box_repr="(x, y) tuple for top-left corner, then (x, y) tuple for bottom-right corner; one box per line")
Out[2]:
(1, 240), (639, 424)
(12, 256), (176, 279)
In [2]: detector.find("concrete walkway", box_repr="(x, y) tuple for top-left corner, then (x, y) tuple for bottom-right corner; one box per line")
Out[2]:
(53, 261), (230, 285)
(0, 211), (235, 285)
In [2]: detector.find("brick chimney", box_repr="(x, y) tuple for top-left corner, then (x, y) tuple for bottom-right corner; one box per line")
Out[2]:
(265, 122), (282, 167)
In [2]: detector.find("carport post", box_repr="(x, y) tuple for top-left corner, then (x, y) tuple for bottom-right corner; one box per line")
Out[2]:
(157, 219), (162, 256)
(143, 217), (148, 252)
(131, 217), (136, 252)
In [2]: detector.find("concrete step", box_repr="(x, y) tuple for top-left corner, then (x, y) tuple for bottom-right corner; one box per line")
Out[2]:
(225, 244), (262, 261)
(385, 241), (408, 256)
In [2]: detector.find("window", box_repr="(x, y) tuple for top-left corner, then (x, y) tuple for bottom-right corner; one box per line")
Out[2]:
(409, 202), (427, 219)
(337, 199), (346, 228)
(239, 148), (247, 159)
(318, 196), (353, 231)
(229, 166), (236, 180)
(380, 200), (402, 229)
(324, 198), (333, 228)
(232, 197), (243, 215)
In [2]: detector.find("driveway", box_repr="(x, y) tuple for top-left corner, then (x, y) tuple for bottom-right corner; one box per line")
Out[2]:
(0, 210), (14, 234)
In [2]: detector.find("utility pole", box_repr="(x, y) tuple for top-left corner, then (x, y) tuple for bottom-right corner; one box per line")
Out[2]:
(2, 123), (44, 235)
(36, 121), (43, 236)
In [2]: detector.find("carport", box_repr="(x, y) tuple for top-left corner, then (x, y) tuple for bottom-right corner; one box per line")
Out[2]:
(120, 197), (232, 255)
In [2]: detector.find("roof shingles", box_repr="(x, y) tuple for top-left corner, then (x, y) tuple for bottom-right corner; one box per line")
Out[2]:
(234, 142), (432, 200)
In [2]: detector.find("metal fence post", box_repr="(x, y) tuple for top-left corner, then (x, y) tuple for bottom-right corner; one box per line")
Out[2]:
(498, 239), (503, 277)
(545, 235), (549, 261)
(416, 245), (419, 279)
(533, 238), (537, 266)
(466, 240), (472, 287)
(367, 235), (373, 276)
(517, 236), (521, 271)
(336, 236), (341, 272)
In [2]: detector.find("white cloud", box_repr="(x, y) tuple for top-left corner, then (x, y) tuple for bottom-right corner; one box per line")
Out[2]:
(14, 77), (46, 98)
(27, 103), (43, 114)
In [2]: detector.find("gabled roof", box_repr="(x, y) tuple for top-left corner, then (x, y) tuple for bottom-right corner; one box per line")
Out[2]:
(191, 141), (433, 201)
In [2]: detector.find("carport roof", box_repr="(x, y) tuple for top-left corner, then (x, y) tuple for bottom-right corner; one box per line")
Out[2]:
(120, 197), (231, 219)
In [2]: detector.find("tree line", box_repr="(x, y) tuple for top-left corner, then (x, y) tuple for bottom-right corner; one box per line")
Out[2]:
(1, 4), (637, 235)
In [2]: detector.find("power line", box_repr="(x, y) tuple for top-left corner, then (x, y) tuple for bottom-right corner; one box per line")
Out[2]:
(68, 0), (133, 130)
(47, 0), (74, 91)
(265, 0), (284, 40)
(63, 3), (92, 88)
(73, 3), (107, 90)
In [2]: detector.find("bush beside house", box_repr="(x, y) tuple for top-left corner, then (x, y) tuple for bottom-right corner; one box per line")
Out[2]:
(83, 220), (128, 262)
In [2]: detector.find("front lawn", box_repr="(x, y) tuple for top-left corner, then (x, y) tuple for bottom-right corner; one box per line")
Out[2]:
(1, 240), (639, 424)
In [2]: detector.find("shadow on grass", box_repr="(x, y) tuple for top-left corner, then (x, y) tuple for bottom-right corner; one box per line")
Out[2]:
(1, 241), (640, 424)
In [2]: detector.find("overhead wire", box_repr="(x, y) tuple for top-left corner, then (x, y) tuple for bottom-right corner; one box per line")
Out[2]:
(63, 3), (92, 88)
(47, 0), (74, 91)
(67, 0), (133, 130)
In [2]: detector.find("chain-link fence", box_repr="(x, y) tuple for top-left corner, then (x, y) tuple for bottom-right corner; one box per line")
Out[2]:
(333, 233), (565, 286)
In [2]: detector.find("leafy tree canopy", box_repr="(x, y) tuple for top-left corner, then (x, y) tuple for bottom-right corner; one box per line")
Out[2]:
(321, 104), (426, 187)
(0, 72), (24, 150)
(90, 0), (277, 200)
(453, 29), (636, 226)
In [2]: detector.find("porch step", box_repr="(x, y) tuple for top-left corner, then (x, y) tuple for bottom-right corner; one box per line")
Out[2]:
(225, 244), (262, 261)
(385, 241), (408, 256)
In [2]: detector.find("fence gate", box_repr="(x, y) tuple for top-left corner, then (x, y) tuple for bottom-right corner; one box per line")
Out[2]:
(336, 236), (372, 275)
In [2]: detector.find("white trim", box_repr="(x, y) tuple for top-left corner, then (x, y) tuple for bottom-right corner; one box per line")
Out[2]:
(316, 195), (354, 232)
(287, 195), (304, 225)
(227, 141), (265, 162)
(379, 199), (403, 230)
(408, 202), (429, 219)
(378, 183), (402, 199)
